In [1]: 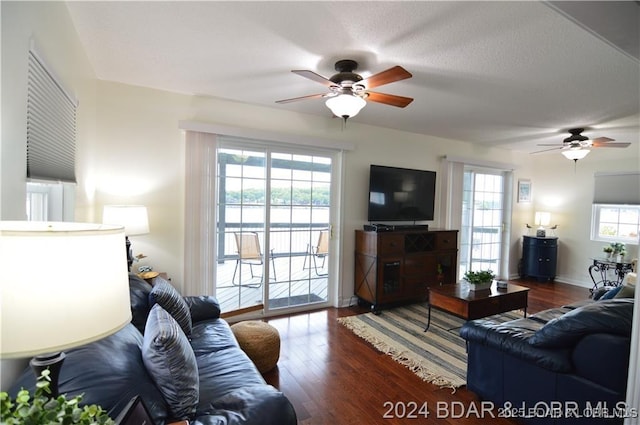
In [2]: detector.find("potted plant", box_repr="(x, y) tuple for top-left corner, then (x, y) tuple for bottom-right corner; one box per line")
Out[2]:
(618, 249), (626, 263)
(603, 245), (614, 259)
(0, 370), (114, 425)
(608, 242), (627, 262)
(464, 269), (495, 291)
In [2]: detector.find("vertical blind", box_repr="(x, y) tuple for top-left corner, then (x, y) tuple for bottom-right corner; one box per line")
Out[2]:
(27, 50), (77, 183)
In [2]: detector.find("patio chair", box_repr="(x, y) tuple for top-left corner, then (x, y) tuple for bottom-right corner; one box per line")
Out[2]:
(303, 230), (329, 276)
(232, 232), (276, 286)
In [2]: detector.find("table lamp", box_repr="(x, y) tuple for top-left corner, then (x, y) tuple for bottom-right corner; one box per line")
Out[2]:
(103, 205), (150, 271)
(535, 211), (551, 237)
(0, 221), (132, 397)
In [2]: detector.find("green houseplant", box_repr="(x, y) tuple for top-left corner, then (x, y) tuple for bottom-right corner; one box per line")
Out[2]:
(0, 369), (114, 425)
(464, 269), (495, 291)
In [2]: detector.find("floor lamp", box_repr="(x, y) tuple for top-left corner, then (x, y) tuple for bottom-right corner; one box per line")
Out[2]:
(0, 221), (132, 397)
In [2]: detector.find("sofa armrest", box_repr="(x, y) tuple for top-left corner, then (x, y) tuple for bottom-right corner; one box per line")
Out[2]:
(184, 296), (221, 322)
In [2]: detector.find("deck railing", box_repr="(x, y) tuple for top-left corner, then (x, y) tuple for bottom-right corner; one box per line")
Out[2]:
(217, 222), (328, 262)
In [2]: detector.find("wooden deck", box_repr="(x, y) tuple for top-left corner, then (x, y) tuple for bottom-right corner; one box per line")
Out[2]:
(215, 253), (329, 312)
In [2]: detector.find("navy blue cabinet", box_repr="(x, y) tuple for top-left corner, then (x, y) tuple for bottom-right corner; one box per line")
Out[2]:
(522, 236), (557, 281)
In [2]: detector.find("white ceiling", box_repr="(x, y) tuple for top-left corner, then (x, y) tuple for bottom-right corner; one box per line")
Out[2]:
(65, 1), (640, 153)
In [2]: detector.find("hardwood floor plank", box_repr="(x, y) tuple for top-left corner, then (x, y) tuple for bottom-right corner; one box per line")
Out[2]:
(263, 279), (589, 425)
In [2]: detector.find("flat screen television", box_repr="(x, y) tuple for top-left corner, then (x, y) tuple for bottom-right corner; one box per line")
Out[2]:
(367, 165), (436, 222)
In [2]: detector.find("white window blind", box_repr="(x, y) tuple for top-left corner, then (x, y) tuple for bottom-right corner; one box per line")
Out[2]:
(593, 172), (640, 205)
(27, 50), (77, 183)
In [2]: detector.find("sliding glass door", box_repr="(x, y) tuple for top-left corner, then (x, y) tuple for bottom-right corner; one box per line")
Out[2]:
(214, 144), (333, 313)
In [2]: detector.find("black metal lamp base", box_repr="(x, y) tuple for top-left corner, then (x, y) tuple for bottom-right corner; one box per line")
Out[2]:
(30, 352), (66, 398)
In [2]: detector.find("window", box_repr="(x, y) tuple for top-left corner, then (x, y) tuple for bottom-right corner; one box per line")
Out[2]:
(591, 204), (640, 244)
(24, 46), (77, 222)
(460, 168), (507, 277)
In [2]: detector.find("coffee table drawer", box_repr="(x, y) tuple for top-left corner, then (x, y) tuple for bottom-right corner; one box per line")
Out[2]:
(467, 292), (527, 319)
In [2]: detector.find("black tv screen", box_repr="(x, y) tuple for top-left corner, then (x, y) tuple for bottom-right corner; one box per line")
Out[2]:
(367, 165), (436, 222)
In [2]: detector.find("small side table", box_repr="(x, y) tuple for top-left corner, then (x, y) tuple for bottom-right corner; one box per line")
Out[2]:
(138, 271), (169, 285)
(588, 258), (633, 292)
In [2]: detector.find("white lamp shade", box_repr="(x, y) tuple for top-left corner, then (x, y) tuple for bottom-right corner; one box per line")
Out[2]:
(535, 211), (551, 227)
(0, 221), (132, 358)
(103, 205), (149, 235)
(562, 149), (590, 160)
(325, 94), (366, 118)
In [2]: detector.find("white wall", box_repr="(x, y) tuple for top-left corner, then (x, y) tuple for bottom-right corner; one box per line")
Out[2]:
(80, 81), (192, 283)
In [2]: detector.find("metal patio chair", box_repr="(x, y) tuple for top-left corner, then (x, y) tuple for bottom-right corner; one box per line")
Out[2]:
(232, 231), (276, 286)
(303, 230), (329, 276)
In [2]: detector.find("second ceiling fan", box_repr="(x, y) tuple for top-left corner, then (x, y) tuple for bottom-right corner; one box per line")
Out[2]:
(275, 59), (413, 120)
(533, 128), (631, 161)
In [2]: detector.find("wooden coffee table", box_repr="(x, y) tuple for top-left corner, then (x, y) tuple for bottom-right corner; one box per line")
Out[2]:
(425, 282), (529, 331)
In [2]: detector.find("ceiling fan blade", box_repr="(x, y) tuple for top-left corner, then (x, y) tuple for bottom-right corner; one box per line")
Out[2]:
(275, 93), (326, 104)
(291, 70), (335, 87)
(530, 146), (564, 154)
(591, 136), (615, 144)
(366, 91), (414, 108)
(537, 143), (566, 146)
(360, 66), (412, 89)
(592, 141), (631, 148)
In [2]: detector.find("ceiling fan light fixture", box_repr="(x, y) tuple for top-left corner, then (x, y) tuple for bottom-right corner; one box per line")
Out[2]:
(325, 94), (366, 119)
(562, 148), (590, 161)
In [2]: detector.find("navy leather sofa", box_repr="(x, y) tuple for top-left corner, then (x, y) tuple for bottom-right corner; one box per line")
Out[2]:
(10, 274), (297, 425)
(460, 298), (634, 425)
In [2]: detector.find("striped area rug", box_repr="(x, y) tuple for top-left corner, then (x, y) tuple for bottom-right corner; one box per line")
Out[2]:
(337, 304), (522, 389)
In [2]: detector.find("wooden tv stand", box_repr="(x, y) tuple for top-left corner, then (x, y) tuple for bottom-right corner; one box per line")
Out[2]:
(354, 228), (458, 312)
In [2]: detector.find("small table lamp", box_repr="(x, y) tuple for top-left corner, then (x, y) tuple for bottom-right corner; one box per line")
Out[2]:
(103, 205), (150, 271)
(0, 221), (132, 397)
(535, 211), (551, 237)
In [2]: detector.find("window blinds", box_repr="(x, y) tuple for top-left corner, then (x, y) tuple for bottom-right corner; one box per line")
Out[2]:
(27, 50), (77, 183)
(593, 172), (640, 205)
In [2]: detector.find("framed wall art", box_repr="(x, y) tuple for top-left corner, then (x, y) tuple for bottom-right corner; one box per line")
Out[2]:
(518, 179), (532, 203)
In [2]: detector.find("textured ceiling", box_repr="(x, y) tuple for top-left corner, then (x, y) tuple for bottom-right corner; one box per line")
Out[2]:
(65, 1), (640, 153)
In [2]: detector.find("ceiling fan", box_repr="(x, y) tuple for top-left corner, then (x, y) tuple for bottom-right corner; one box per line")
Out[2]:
(533, 128), (631, 161)
(275, 59), (413, 120)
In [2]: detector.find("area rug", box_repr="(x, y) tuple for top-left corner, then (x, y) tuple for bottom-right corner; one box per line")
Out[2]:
(337, 304), (522, 389)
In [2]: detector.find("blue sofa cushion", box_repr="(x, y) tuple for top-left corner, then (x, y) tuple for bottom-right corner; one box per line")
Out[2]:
(128, 273), (153, 334)
(142, 304), (199, 420)
(528, 299), (634, 348)
(149, 277), (193, 337)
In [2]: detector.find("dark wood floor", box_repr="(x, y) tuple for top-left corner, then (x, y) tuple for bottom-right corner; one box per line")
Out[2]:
(262, 279), (589, 425)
